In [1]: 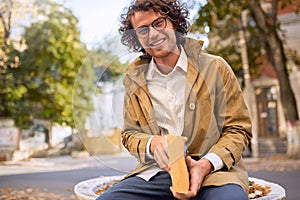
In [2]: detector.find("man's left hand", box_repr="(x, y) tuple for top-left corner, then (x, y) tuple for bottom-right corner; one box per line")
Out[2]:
(170, 156), (213, 200)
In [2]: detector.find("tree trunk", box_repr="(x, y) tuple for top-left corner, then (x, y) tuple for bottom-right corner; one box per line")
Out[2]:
(266, 26), (299, 121)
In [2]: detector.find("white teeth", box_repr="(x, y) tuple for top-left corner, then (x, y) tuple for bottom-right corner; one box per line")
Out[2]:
(151, 38), (165, 46)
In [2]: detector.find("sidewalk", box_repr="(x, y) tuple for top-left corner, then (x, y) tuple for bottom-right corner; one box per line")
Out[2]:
(244, 154), (300, 172)
(0, 151), (136, 176)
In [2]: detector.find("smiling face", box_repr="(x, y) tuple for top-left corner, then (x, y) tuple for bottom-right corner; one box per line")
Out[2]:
(131, 9), (180, 65)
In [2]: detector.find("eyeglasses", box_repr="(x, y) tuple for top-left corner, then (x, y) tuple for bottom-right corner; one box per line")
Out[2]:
(135, 16), (168, 39)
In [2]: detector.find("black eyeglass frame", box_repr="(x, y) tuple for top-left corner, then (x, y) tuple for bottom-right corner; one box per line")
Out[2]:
(135, 16), (168, 39)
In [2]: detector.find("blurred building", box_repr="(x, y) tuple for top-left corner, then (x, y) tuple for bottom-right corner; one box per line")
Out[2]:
(83, 67), (124, 154)
(251, 1), (300, 156)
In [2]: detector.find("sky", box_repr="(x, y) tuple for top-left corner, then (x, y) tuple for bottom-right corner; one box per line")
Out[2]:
(59, 0), (133, 49)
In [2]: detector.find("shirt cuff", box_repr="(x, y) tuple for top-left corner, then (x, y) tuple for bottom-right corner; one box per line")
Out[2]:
(202, 152), (224, 172)
(146, 136), (154, 159)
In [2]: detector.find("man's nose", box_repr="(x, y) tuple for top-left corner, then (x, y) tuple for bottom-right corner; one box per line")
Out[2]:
(148, 27), (160, 38)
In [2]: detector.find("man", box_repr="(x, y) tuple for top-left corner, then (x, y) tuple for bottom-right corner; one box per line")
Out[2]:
(97, 0), (252, 199)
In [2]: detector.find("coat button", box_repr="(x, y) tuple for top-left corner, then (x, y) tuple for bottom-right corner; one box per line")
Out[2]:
(189, 103), (195, 110)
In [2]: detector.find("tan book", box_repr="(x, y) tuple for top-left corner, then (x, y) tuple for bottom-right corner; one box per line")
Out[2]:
(167, 135), (190, 194)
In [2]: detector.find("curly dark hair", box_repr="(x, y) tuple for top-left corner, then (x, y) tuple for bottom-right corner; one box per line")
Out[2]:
(119, 0), (190, 52)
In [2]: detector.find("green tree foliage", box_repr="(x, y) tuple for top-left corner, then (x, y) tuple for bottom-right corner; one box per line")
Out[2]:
(85, 47), (127, 78)
(13, 0), (95, 128)
(85, 34), (129, 79)
(73, 61), (96, 132)
(83, 36), (129, 98)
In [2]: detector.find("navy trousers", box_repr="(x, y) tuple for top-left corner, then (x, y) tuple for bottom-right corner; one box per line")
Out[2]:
(96, 171), (248, 200)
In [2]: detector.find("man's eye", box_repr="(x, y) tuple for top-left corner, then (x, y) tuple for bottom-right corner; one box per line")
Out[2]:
(154, 21), (164, 28)
(137, 27), (148, 35)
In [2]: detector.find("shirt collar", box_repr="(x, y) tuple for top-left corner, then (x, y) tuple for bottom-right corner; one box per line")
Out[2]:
(147, 45), (188, 79)
(176, 45), (188, 72)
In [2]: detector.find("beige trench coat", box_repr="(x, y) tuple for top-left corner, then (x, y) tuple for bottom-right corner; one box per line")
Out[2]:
(121, 37), (252, 193)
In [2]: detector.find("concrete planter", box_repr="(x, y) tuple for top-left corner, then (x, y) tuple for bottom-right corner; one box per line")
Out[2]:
(74, 175), (124, 200)
(74, 176), (286, 200)
(248, 177), (286, 200)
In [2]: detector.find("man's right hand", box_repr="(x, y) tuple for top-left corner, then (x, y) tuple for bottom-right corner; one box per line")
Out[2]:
(150, 135), (170, 172)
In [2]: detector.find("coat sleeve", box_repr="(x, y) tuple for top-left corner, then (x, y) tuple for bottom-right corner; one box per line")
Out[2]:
(209, 57), (252, 170)
(121, 82), (153, 164)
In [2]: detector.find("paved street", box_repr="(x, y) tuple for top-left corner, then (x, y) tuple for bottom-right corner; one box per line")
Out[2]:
(0, 152), (137, 199)
(0, 152), (299, 199)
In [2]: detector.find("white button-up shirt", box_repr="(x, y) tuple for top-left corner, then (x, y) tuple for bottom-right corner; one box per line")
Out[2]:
(137, 46), (223, 181)
(146, 48), (187, 136)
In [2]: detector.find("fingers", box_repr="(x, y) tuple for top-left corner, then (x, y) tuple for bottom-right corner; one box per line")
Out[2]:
(185, 156), (193, 167)
(170, 187), (196, 200)
(189, 175), (200, 195)
(154, 145), (170, 170)
(170, 156), (203, 199)
(151, 135), (170, 170)
(170, 181), (199, 199)
(150, 135), (168, 152)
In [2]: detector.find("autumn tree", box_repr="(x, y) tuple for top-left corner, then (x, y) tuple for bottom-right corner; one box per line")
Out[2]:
(0, 0), (39, 122)
(192, 0), (300, 156)
(0, 0), (21, 117)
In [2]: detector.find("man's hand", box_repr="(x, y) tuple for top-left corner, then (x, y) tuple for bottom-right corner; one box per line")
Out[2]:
(150, 135), (170, 172)
(170, 156), (213, 200)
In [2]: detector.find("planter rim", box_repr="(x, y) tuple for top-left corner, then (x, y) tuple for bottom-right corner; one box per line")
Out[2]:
(74, 176), (286, 200)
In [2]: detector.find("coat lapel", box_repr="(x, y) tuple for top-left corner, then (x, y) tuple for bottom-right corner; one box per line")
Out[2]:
(182, 61), (199, 141)
(126, 59), (160, 136)
(182, 39), (213, 154)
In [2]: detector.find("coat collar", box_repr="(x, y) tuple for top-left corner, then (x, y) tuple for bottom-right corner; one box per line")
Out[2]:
(124, 37), (204, 92)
